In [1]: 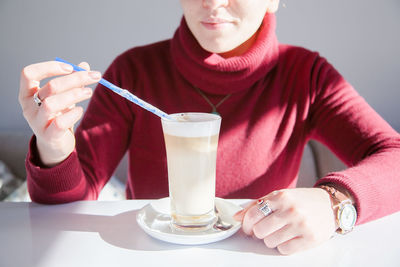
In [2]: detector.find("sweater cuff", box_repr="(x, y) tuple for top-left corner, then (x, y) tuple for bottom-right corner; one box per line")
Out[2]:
(26, 135), (83, 194)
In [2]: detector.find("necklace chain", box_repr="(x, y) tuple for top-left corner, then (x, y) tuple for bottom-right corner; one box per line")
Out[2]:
(193, 86), (232, 115)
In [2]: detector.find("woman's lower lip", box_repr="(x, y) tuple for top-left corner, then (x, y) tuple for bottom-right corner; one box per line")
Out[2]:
(201, 22), (231, 30)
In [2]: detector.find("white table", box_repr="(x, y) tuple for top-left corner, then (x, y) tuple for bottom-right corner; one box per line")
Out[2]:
(0, 200), (399, 267)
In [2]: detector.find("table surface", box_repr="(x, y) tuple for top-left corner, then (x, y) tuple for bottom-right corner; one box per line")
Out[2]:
(0, 199), (399, 267)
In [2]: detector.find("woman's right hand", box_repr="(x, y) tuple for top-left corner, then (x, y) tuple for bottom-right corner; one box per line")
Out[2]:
(19, 61), (101, 167)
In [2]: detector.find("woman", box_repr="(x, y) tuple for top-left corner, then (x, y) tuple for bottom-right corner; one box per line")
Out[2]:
(19, 0), (400, 254)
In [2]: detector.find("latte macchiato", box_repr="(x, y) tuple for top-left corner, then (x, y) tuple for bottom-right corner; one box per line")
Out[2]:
(162, 113), (221, 230)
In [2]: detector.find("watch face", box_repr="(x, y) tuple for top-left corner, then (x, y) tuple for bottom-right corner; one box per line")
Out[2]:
(339, 204), (357, 231)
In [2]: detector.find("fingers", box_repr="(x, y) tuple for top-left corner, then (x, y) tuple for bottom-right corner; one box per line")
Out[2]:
(19, 60), (99, 124)
(276, 237), (309, 255)
(239, 188), (337, 255)
(233, 200), (256, 221)
(240, 190), (306, 251)
(19, 60), (99, 147)
(78, 62), (90, 71)
(253, 209), (288, 239)
(38, 70), (100, 100)
(37, 87), (93, 121)
(46, 106), (84, 139)
(242, 204), (304, 254)
(20, 61), (74, 97)
(21, 60), (99, 125)
(261, 224), (298, 249)
(241, 191), (282, 235)
(242, 204), (270, 235)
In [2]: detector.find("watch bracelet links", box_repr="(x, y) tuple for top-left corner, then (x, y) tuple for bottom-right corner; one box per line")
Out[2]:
(318, 184), (355, 234)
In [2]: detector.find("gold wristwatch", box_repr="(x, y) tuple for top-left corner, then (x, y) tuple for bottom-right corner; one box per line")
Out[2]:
(319, 185), (357, 234)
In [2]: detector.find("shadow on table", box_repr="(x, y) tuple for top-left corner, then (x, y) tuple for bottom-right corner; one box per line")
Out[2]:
(28, 204), (279, 256)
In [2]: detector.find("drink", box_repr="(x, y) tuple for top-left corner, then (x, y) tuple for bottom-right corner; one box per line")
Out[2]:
(164, 134), (218, 224)
(161, 113), (221, 231)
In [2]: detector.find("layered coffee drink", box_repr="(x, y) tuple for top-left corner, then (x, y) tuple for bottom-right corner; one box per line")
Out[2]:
(161, 113), (221, 230)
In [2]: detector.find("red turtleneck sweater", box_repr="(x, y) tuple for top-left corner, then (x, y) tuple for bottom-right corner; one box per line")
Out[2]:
(26, 14), (400, 225)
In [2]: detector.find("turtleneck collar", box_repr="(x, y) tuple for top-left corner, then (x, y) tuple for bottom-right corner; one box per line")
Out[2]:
(171, 13), (279, 95)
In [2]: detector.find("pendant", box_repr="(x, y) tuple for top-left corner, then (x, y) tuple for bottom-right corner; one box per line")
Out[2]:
(211, 107), (220, 116)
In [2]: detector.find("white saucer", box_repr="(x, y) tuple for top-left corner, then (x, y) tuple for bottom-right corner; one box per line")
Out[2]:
(136, 198), (242, 245)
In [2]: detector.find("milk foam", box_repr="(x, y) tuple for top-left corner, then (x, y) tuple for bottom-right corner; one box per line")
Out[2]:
(162, 113), (221, 137)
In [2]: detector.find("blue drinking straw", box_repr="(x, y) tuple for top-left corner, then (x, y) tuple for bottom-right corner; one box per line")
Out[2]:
(55, 57), (175, 121)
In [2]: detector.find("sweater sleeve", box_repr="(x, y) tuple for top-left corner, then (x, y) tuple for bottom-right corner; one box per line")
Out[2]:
(307, 56), (400, 224)
(26, 55), (135, 203)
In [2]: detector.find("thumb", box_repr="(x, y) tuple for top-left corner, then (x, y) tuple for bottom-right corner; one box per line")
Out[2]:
(78, 62), (91, 71)
(233, 208), (245, 221)
(233, 200), (257, 221)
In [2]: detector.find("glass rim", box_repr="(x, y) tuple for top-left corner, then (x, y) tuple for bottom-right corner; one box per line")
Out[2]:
(161, 112), (221, 123)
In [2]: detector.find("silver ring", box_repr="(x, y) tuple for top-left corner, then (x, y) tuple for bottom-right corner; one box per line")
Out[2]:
(257, 199), (272, 217)
(33, 91), (42, 107)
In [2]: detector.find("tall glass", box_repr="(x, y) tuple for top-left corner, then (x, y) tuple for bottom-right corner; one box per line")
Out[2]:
(161, 113), (221, 231)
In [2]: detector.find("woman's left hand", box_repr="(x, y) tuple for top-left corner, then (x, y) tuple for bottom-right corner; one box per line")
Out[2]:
(234, 188), (337, 255)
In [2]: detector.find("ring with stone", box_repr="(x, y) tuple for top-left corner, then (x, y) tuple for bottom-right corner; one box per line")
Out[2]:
(33, 91), (42, 107)
(257, 198), (272, 217)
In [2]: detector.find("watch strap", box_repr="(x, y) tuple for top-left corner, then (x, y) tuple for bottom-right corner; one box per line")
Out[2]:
(318, 184), (356, 234)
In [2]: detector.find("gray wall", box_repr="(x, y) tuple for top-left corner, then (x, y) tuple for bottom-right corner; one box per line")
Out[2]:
(1, 0), (399, 133)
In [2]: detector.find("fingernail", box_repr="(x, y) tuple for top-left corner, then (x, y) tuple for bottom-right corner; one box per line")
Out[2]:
(233, 209), (244, 221)
(234, 209), (243, 216)
(88, 71), (101, 80)
(61, 63), (73, 72)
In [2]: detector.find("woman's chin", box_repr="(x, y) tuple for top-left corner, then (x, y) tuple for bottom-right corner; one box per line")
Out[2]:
(196, 33), (256, 57)
(199, 42), (238, 55)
